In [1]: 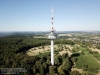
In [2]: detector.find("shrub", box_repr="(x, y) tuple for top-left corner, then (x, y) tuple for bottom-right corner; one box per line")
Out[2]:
(39, 52), (42, 54)
(89, 51), (93, 54)
(93, 51), (98, 54)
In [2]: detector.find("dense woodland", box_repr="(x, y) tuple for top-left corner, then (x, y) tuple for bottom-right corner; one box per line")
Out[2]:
(0, 36), (75, 75)
(0, 35), (100, 75)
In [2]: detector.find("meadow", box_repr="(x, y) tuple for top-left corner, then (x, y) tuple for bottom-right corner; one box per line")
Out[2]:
(75, 46), (100, 70)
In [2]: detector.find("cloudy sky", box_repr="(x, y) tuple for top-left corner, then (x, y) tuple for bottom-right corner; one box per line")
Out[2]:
(0, 0), (100, 31)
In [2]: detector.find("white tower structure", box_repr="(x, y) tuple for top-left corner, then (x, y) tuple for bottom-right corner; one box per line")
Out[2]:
(48, 7), (57, 65)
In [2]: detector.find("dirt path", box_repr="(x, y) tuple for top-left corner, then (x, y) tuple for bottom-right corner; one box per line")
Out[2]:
(89, 54), (100, 75)
(71, 68), (83, 73)
(90, 54), (100, 65)
(89, 48), (100, 65)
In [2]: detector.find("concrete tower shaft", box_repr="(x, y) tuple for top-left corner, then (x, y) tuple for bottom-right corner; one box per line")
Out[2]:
(51, 39), (54, 65)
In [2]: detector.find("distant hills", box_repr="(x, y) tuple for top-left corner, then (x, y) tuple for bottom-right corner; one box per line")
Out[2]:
(0, 31), (100, 37)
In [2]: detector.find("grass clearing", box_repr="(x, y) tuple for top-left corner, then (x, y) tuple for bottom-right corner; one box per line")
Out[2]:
(93, 53), (100, 61)
(76, 51), (100, 69)
(74, 46), (100, 69)
(36, 52), (50, 58)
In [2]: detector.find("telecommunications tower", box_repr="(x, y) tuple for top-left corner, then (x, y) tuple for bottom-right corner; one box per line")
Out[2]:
(48, 7), (58, 65)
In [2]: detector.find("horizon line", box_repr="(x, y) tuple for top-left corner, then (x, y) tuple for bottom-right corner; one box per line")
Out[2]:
(0, 30), (100, 32)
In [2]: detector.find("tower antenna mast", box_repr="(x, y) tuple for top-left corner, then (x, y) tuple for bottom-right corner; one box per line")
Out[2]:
(51, 7), (54, 30)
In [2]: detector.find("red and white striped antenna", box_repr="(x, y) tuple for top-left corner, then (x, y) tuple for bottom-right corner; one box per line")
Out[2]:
(51, 7), (54, 31)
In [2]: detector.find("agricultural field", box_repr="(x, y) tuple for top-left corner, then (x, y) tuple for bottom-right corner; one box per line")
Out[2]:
(76, 50), (100, 69)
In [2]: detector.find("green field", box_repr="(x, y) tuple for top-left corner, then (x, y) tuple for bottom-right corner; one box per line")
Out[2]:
(75, 47), (100, 69)
(93, 53), (100, 61)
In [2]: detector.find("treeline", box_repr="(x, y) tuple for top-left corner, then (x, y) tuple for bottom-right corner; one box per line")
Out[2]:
(16, 38), (75, 53)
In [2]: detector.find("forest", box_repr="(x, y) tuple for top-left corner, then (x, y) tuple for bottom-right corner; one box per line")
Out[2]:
(0, 36), (75, 75)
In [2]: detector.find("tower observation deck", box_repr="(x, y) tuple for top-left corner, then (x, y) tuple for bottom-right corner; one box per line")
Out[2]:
(48, 28), (57, 40)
